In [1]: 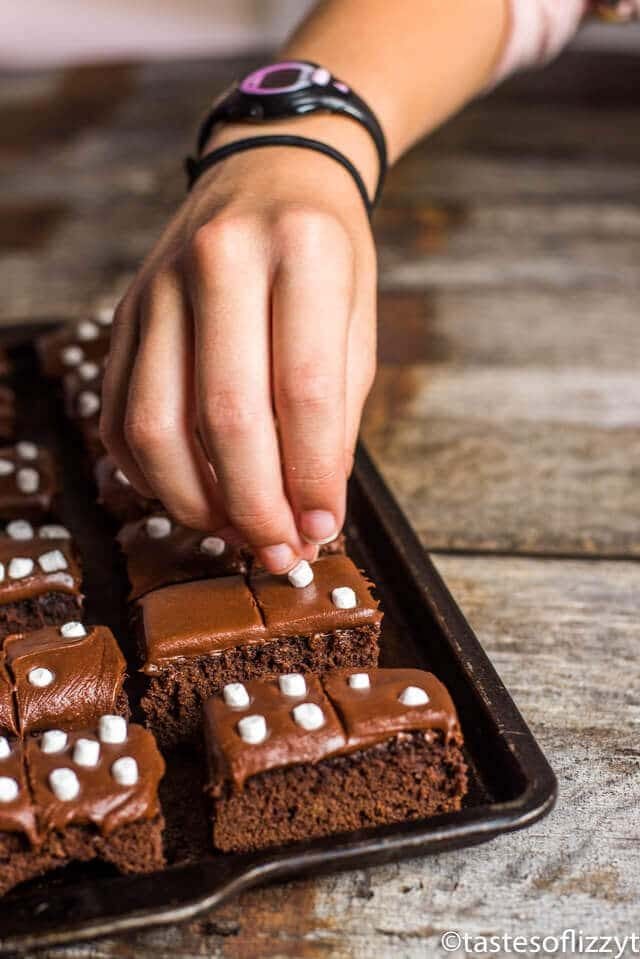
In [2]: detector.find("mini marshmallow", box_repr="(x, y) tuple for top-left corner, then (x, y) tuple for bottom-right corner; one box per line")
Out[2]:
(60, 621), (86, 639)
(49, 767), (80, 801)
(46, 572), (74, 589)
(279, 673), (307, 697)
(77, 360), (100, 381)
(73, 738), (101, 767)
(111, 756), (139, 786)
(331, 586), (357, 610)
(223, 683), (250, 709)
(114, 468), (130, 486)
(39, 524), (71, 539)
(0, 563), (4, 583)
(6, 519), (33, 540)
(28, 667), (54, 688)
(16, 441), (38, 460)
(0, 736), (10, 760)
(398, 686), (430, 707)
(38, 549), (68, 573)
(41, 730), (68, 754)
(292, 702), (325, 731)
(145, 516), (171, 539)
(95, 306), (114, 326)
(287, 559), (314, 588)
(237, 714), (267, 745)
(0, 777), (19, 803)
(98, 714), (128, 744)
(348, 673), (370, 690)
(77, 391), (101, 418)
(77, 320), (99, 341)
(61, 345), (84, 367)
(17, 468), (39, 494)
(8, 557), (34, 579)
(0, 458), (14, 476)
(200, 536), (225, 557)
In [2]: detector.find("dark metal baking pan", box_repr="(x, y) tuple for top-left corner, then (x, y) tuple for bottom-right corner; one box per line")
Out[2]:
(0, 328), (557, 953)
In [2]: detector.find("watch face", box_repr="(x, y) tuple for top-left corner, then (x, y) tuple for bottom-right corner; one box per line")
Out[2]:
(240, 61), (317, 96)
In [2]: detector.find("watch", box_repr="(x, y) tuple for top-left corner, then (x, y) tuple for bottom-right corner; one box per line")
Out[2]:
(195, 61), (387, 206)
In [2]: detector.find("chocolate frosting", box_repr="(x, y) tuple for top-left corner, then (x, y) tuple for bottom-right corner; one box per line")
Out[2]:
(0, 444), (58, 520)
(117, 512), (248, 601)
(0, 658), (18, 735)
(0, 539), (82, 605)
(4, 625), (126, 733)
(0, 739), (38, 843)
(26, 723), (165, 836)
(204, 667), (462, 793)
(37, 322), (110, 379)
(94, 455), (158, 522)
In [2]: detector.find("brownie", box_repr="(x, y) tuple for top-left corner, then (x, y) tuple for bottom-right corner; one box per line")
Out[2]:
(62, 360), (105, 463)
(37, 318), (111, 380)
(204, 668), (468, 853)
(3, 623), (127, 734)
(0, 443), (58, 520)
(94, 454), (159, 524)
(0, 539), (83, 636)
(0, 385), (16, 443)
(0, 722), (165, 896)
(0, 519), (73, 544)
(117, 512), (249, 600)
(136, 555), (382, 746)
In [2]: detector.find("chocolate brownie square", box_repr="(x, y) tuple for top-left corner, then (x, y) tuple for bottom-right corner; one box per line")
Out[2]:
(3, 623), (127, 734)
(0, 721), (165, 896)
(0, 443), (58, 520)
(117, 512), (249, 600)
(136, 555), (381, 747)
(0, 538), (83, 636)
(204, 667), (468, 852)
(94, 454), (158, 524)
(0, 657), (18, 736)
(37, 318), (111, 380)
(62, 360), (105, 463)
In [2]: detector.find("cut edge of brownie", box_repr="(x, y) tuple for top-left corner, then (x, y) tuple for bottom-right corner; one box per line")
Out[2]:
(209, 730), (467, 853)
(0, 593), (83, 638)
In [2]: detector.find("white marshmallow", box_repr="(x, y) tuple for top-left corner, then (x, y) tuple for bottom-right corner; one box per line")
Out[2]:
(8, 557), (34, 579)
(331, 586), (357, 610)
(398, 686), (430, 707)
(111, 756), (139, 786)
(348, 673), (370, 690)
(98, 714), (127, 744)
(0, 458), (14, 476)
(145, 516), (171, 539)
(0, 777), (19, 803)
(223, 683), (250, 709)
(6, 519), (33, 541)
(38, 550), (68, 573)
(114, 468), (130, 486)
(28, 667), (54, 688)
(77, 361), (100, 381)
(61, 345), (84, 367)
(278, 673), (307, 697)
(77, 391), (101, 418)
(200, 536), (225, 557)
(17, 468), (39, 494)
(60, 621), (86, 639)
(77, 320), (99, 341)
(95, 306), (114, 326)
(46, 572), (74, 589)
(49, 767), (80, 801)
(237, 714), (267, 744)
(287, 560), (314, 588)
(73, 738), (100, 767)
(39, 524), (71, 539)
(0, 563), (4, 584)
(292, 702), (325, 732)
(41, 730), (68, 754)
(0, 736), (10, 759)
(16, 441), (38, 460)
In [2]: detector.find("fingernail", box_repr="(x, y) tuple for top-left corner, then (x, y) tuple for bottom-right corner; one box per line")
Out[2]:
(300, 510), (337, 545)
(259, 543), (295, 573)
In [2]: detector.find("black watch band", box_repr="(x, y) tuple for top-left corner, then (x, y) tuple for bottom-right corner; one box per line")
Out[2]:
(193, 60), (387, 207)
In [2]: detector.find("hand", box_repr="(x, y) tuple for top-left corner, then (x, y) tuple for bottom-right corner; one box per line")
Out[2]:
(100, 117), (378, 573)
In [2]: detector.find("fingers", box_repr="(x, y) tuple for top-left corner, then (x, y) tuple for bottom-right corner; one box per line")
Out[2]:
(122, 269), (228, 530)
(189, 216), (314, 571)
(272, 209), (353, 547)
(344, 244), (378, 477)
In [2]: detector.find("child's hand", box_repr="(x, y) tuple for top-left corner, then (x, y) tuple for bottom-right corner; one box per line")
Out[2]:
(100, 121), (377, 573)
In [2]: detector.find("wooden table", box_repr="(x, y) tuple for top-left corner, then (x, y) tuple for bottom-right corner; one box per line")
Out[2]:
(1, 50), (638, 956)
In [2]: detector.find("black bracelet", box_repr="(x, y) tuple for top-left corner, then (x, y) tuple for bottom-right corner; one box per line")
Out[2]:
(185, 135), (374, 219)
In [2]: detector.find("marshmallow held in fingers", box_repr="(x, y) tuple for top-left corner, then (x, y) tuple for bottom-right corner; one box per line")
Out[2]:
(287, 560), (314, 588)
